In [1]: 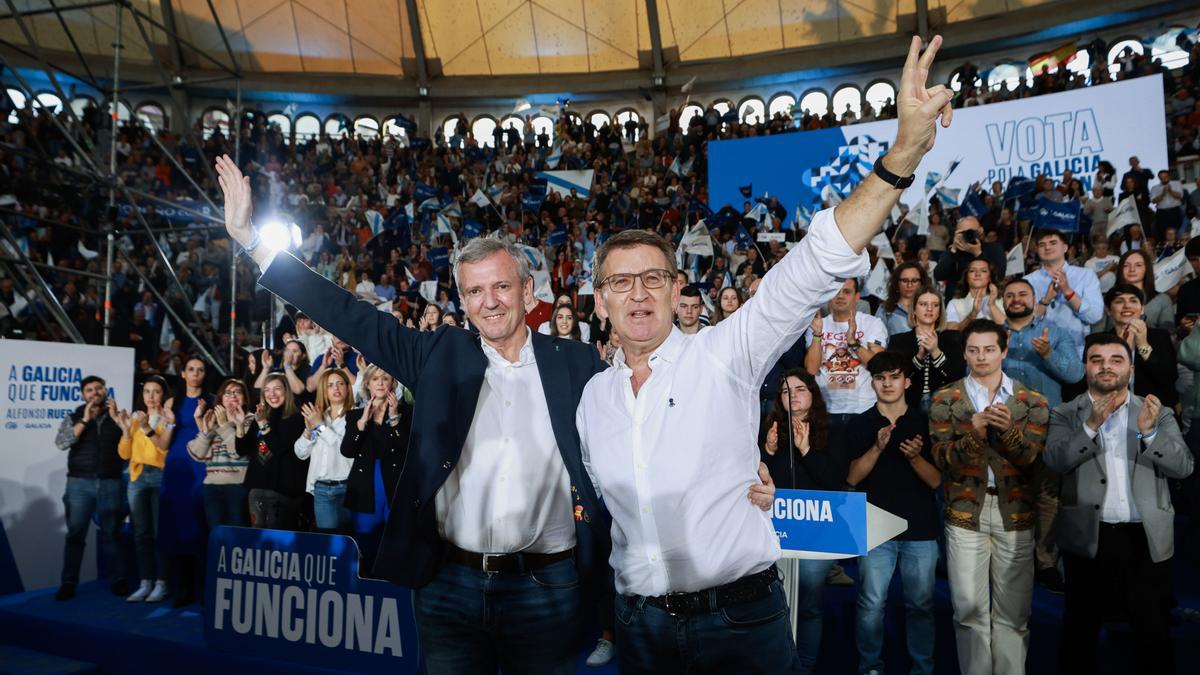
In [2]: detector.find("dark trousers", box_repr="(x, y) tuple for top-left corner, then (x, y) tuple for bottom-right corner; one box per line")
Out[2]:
(61, 477), (124, 585)
(247, 488), (300, 530)
(203, 483), (249, 529)
(1060, 523), (1174, 675)
(614, 577), (801, 674)
(413, 559), (581, 675)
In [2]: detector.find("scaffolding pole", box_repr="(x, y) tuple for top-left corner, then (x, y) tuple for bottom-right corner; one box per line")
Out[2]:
(103, 3), (120, 345)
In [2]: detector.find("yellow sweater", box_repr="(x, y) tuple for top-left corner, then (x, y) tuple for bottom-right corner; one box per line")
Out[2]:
(117, 420), (168, 482)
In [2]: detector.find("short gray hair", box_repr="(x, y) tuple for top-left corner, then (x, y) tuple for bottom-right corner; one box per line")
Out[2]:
(452, 237), (530, 288)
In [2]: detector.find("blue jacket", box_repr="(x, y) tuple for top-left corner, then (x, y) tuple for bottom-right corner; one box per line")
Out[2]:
(259, 252), (610, 591)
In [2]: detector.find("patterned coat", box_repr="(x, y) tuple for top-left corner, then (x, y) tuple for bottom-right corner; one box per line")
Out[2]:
(929, 378), (1049, 532)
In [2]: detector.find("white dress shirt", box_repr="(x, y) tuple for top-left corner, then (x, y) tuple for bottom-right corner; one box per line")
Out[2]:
(963, 372), (1014, 486)
(436, 328), (575, 554)
(1083, 393), (1151, 524)
(293, 413), (352, 494)
(576, 207), (868, 597)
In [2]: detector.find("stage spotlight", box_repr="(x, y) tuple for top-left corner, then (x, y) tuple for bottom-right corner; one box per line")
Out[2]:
(259, 220), (301, 252)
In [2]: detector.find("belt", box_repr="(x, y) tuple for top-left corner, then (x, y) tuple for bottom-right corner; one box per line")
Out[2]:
(640, 566), (779, 616)
(985, 486), (999, 496)
(446, 545), (574, 574)
(315, 479), (347, 486)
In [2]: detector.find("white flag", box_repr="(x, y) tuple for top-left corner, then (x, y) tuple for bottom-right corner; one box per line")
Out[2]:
(865, 260), (889, 299)
(1005, 242), (1025, 277)
(820, 184), (843, 207)
(870, 231), (894, 260)
(1154, 247), (1190, 291)
(469, 189), (491, 208)
(680, 75), (697, 94)
(679, 220), (714, 257)
(1190, 217), (1200, 239)
(909, 198), (930, 236)
(517, 244), (555, 303)
(419, 281), (439, 304)
(1106, 195), (1141, 237)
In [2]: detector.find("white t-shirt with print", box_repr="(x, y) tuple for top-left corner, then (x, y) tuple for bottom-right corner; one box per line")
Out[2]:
(809, 311), (888, 415)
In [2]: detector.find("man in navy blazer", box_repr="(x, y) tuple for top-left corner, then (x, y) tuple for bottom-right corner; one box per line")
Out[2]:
(215, 156), (606, 674)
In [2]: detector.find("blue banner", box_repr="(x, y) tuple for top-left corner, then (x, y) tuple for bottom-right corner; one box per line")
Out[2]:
(771, 489), (869, 556)
(1035, 196), (1082, 232)
(462, 218), (482, 239)
(204, 527), (420, 673)
(430, 247), (450, 270)
(547, 228), (568, 247)
(960, 191), (988, 219)
(413, 182), (438, 203)
(119, 198), (216, 225)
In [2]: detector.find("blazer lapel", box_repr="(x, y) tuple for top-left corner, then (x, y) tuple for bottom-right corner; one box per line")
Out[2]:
(1125, 395), (1142, 464)
(531, 335), (586, 478)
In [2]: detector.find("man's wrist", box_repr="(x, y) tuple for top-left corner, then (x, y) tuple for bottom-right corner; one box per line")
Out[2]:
(881, 145), (922, 177)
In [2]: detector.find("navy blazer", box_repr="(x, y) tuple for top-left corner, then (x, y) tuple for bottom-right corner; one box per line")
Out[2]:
(259, 252), (610, 590)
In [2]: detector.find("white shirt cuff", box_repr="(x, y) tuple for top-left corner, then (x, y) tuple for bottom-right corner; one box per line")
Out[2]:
(806, 208), (871, 281)
(1083, 424), (1099, 440)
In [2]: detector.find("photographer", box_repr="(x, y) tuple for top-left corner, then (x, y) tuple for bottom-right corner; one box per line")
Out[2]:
(933, 216), (1007, 298)
(53, 375), (127, 601)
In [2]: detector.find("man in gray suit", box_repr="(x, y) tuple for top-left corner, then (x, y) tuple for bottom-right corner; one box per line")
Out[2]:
(1045, 332), (1193, 675)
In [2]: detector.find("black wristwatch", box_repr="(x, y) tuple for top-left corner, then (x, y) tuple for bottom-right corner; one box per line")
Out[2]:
(872, 156), (916, 189)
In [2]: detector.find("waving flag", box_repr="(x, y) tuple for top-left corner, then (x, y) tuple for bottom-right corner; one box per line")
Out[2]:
(1034, 197), (1081, 232)
(739, 184), (753, 199)
(735, 224), (753, 250)
(462, 218), (483, 239)
(960, 191), (987, 219)
(864, 259), (889, 299)
(1106, 194), (1141, 236)
(535, 169), (594, 198)
(469, 189), (491, 208)
(1005, 242), (1026, 277)
(679, 220), (714, 257)
(517, 244), (555, 303)
(1004, 175), (1036, 201)
(414, 181), (438, 203)
(547, 228), (568, 247)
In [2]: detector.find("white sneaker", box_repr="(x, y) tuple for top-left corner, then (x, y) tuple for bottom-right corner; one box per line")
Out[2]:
(585, 639), (614, 667)
(145, 580), (168, 603)
(126, 580), (152, 603)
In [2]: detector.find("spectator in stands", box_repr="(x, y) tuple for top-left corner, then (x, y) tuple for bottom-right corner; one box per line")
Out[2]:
(758, 368), (846, 674)
(187, 378), (251, 529)
(54, 375), (127, 601)
(1000, 278), (1083, 407)
(1174, 238), (1200, 323)
(847, 351), (940, 675)
(930, 320), (1049, 675)
(117, 375), (174, 604)
(306, 336), (360, 393)
(1027, 228), (1104, 355)
(236, 372), (308, 530)
(1083, 234), (1119, 294)
(1084, 285), (1179, 409)
(295, 369), (354, 532)
(249, 340), (310, 397)
(1046, 333), (1193, 675)
(710, 285), (744, 324)
(1082, 185), (1113, 235)
(945, 258), (1003, 330)
(1149, 169), (1183, 239)
(806, 279), (888, 434)
(161, 356), (212, 608)
(875, 260), (931, 335)
(674, 285), (705, 335)
(1111, 249), (1175, 332)
(934, 216), (1006, 298)
(887, 284), (964, 410)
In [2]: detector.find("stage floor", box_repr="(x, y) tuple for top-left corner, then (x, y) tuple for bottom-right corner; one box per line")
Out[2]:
(1, 553), (1198, 674)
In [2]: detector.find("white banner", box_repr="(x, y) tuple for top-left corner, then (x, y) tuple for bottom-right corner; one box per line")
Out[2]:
(0, 341), (135, 591)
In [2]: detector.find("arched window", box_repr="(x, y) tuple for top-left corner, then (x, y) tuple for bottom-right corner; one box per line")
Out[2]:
(831, 85), (862, 121)
(69, 96), (95, 120)
(530, 115), (554, 145)
(294, 113), (320, 142)
(864, 81), (895, 117)
(201, 107), (229, 139)
(1064, 49), (1091, 81)
(500, 115), (525, 133)
(987, 63), (1023, 91)
(564, 111), (583, 127)
(738, 97), (765, 125)
(711, 99), (733, 116)
(472, 116), (498, 148)
(949, 70), (983, 93)
(615, 109), (641, 141)
(6, 88), (26, 124)
(1107, 38), (1144, 78)
(109, 99), (132, 123)
(678, 104), (704, 135)
(135, 102), (167, 131)
(267, 112), (292, 142)
(798, 90), (828, 116)
(381, 117), (409, 141)
(34, 92), (63, 114)
(588, 111), (610, 134)
(353, 116), (379, 139)
(324, 114), (350, 138)
(767, 93), (795, 120)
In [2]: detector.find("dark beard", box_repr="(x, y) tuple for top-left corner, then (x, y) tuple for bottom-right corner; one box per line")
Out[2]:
(1005, 306), (1032, 319)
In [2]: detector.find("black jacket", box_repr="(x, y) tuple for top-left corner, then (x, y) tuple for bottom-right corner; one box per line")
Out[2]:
(65, 404), (124, 479)
(888, 329), (966, 408)
(341, 405), (412, 514)
(933, 242), (1007, 297)
(259, 251), (611, 592)
(235, 410), (308, 498)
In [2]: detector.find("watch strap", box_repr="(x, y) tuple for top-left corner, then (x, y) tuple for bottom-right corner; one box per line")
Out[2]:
(872, 156), (915, 189)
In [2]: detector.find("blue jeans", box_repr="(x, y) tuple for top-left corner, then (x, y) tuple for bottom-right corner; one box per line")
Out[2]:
(61, 477), (124, 585)
(856, 539), (938, 675)
(615, 576), (800, 674)
(203, 483), (248, 529)
(312, 481), (351, 532)
(791, 558), (835, 675)
(128, 467), (166, 582)
(413, 559), (581, 674)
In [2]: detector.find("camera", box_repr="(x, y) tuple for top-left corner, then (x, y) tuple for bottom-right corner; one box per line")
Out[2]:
(960, 230), (979, 245)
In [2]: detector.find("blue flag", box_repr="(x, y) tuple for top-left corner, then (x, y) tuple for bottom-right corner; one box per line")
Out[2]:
(414, 181), (438, 203)
(960, 191), (987, 219)
(687, 194), (713, 219)
(1035, 197), (1082, 232)
(383, 208), (408, 231)
(430, 247), (450, 271)
(1004, 175), (1036, 202)
(735, 224), (753, 250)
(739, 184), (753, 199)
(547, 229), (568, 247)
(462, 218), (482, 239)
(394, 113), (417, 133)
(522, 192), (545, 212)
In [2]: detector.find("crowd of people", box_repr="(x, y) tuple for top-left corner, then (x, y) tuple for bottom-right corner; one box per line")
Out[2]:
(5, 29), (1200, 675)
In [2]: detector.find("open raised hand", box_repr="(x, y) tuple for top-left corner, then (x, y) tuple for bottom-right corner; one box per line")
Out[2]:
(214, 155), (254, 248)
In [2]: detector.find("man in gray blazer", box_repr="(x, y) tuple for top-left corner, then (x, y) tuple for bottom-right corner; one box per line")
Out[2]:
(1045, 332), (1193, 675)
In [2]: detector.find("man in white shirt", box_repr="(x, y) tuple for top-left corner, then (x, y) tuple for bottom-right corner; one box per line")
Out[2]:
(576, 35), (956, 673)
(1045, 333), (1192, 675)
(1026, 228), (1103, 355)
(804, 279), (887, 433)
(1082, 235), (1119, 295)
(1149, 169), (1183, 240)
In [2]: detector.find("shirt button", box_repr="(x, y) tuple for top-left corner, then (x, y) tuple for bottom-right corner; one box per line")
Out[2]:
(442, 461), (452, 469)
(641, 506), (650, 514)
(650, 554), (658, 561)
(505, 401), (512, 408)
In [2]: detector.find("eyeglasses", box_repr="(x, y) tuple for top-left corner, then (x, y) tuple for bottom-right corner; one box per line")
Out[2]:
(599, 269), (674, 293)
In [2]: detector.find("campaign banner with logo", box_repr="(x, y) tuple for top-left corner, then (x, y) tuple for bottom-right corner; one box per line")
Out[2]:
(0, 341), (134, 593)
(118, 198), (216, 225)
(709, 76), (1167, 221)
(205, 527), (420, 673)
(771, 489), (869, 556)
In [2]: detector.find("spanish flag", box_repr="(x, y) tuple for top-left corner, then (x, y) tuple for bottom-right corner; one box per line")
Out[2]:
(1028, 41), (1079, 73)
